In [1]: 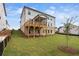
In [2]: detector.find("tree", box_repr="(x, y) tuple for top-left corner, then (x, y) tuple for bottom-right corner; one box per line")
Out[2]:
(63, 16), (78, 48)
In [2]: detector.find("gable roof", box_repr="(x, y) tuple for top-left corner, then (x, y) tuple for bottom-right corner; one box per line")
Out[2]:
(3, 3), (7, 16)
(21, 6), (55, 19)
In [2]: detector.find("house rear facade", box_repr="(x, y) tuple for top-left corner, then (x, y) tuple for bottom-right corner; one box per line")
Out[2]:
(0, 3), (9, 31)
(20, 6), (55, 37)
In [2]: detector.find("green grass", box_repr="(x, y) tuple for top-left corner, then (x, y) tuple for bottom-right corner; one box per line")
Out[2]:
(3, 30), (79, 56)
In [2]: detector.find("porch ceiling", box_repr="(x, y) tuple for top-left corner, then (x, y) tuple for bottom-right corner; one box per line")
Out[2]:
(32, 14), (47, 21)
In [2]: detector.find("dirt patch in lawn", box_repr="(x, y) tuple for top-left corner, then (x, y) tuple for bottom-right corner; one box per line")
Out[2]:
(58, 45), (79, 55)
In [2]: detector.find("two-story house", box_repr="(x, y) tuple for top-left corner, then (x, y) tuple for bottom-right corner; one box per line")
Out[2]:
(20, 6), (55, 37)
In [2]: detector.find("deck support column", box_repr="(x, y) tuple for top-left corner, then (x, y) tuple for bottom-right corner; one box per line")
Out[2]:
(28, 26), (29, 38)
(33, 18), (35, 38)
(39, 17), (40, 36)
(34, 27), (35, 38)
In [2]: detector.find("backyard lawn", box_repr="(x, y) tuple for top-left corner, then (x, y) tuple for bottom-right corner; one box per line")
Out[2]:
(3, 30), (79, 56)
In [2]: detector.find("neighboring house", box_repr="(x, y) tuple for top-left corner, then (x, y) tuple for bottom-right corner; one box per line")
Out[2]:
(0, 3), (9, 31)
(20, 6), (55, 37)
(58, 26), (65, 33)
(69, 25), (79, 35)
(58, 25), (79, 35)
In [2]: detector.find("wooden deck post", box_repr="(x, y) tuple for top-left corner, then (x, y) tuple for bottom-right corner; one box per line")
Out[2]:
(28, 26), (29, 38)
(33, 19), (35, 38)
(34, 27), (35, 38)
(39, 17), (40, 36)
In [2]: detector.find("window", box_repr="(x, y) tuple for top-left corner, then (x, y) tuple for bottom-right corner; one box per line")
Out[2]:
(51, 30), (52, 33)
(28, 11), (31, 15)
(0, 17), (1, 19)
(48, 23), (49, 26)
(51, 23), (52, 26)
(48, 30), (49, 33)
(50, 19), (52, 21)
(46, 30), (47, 33)
(47, 17), (49, 20)
(43, 30), (44, 33)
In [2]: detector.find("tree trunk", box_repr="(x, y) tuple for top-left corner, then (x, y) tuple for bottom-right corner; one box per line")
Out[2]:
(66, 35), (69, 48)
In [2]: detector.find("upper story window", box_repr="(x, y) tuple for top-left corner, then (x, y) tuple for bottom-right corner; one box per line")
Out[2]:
(50, 19), (52, 21)
(47, 17), (49, 20)
(0, 17), (1, 19)
(28, 11), (31, 15)
(48, 23), (49, 26)
(51, 23), (52, 26)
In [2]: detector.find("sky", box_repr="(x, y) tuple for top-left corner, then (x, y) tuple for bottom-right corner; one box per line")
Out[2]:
(5, 3), (79, 30)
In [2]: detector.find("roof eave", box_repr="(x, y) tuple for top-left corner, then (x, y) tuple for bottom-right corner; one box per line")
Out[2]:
(3, 3), (7, 16)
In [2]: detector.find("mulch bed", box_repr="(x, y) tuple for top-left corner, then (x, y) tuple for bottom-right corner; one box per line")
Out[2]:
(58, 45), (78, 54)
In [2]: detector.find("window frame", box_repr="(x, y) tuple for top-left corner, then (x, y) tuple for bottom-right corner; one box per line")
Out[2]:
(28, 11), (31, 15)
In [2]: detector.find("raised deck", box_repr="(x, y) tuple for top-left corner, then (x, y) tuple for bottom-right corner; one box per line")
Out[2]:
(24, 20), (47, 28)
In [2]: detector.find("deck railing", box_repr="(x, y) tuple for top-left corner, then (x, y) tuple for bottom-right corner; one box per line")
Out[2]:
(25, 20), (47, 27)
(0, 30), (11, 36)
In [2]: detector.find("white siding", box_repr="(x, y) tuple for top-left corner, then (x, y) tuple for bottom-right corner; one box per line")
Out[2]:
(0, 4), (7, 31)
(47, 17), (55, 27)
(47, 16), (55, 34)
(25, 8), (41, 22)
(20, 9), (26, 27)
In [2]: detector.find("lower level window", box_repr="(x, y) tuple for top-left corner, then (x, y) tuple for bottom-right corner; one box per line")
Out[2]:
(51, 30), (52, 33)
(48, 30), (49, 33)
(43, 30), (44, 33)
